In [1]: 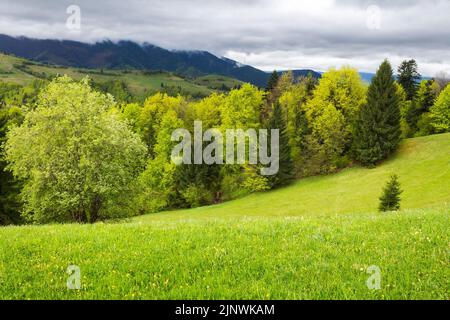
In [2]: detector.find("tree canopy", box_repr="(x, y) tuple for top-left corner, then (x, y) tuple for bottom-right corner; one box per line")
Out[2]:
(354, 60), (401, 166)
(397, 59), (421, 100)
(5, 76), (147, 223)
(430, 84), (450, 133)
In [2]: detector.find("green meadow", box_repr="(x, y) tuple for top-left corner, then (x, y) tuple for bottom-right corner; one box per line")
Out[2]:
(0, 133), (448, 299)
(0, 53), (241, 98)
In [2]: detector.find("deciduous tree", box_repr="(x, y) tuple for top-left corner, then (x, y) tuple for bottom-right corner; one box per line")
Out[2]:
(5, 76), (146, 223)
(429, 84), (450, 133)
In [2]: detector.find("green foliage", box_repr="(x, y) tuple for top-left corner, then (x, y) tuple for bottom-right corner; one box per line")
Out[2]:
(1, 55), (446, 224)
(429, 84), (450, 133)
(131, 84), (266, 213)
(264, 71), (294, 119)
(0, 105), (24, 225)
(379, 175), (402, 212)
(311, 104), (349, 165)
(220, 83), (263, 130)
(266, 70), (279, 92)
(137, 93), (187, 157)
(137, 157), (177, 213)
(240, 165), (270, 193)
(397, 83), (413, 138)
(119, 103), (142, 133)
(417, 80), (440, 111)
(180, 184), (214, 208)
(279, 80), (310, 164)
(175, 161), (221, 208)
(92, 79), (132, 103)
(0, 80), (46, 107)
(276, 71), (294, 95)
(397, 59), (421, 100)
(136, 110), (184, 212)
(276, 75), (318, 176)
(187, 93), (223, 129)
(4, 76), (147, 223)
(415, 112), (435, 137)
(135, 133), (449, 219)
(219, 165), (247, 201)
(306, 67), (366, 173)
(307, 67), (366, 124)
(405, 80), (439, 136)
(353, 60), (401, 166)
(267, 103), (294, 188)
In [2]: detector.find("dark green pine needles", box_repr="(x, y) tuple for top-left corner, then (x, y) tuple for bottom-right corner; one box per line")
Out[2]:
(379, 174), (403, 212)
(353, 60), (401, 166)
(267, 102), (294, 188)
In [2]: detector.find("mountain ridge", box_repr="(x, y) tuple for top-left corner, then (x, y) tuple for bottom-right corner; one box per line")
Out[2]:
(0, 34), (320, 87)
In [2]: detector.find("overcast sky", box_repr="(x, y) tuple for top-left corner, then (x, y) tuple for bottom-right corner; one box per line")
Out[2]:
(0, 0), (449, 75)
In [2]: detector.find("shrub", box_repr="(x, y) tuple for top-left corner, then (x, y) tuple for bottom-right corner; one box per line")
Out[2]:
(379, 175), (403, 212)
(181, 184), (213, 208)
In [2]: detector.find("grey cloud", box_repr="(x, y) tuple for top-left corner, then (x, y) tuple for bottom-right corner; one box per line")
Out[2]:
(0, 0), (449, 75)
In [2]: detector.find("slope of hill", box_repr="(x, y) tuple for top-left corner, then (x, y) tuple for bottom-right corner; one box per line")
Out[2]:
(0, 53), (242, 99)
(0, 34), (321, 87)
(138, 133), (450, 221)
(0, 134), (448, 299)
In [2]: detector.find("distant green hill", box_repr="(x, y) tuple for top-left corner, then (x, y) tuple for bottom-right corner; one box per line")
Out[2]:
(0, 34), (321, 87)
(0, 53), (242, 100)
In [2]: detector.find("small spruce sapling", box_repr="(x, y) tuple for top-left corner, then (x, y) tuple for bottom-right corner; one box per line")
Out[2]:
(379, 175), (403, 212)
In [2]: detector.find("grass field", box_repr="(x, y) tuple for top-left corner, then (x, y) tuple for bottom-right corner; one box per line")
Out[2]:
(0, 134), (449, 299)
(0, 53), (241, 98)
(138, 133), (450, 221)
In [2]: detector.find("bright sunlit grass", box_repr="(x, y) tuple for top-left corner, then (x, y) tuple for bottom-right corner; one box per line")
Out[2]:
(0, 134), (449, 299)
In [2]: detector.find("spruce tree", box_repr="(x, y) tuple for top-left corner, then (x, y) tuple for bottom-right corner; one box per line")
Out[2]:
(262, 70), (280, 123)
(266, 70), (279, 92)
(353, 60), (401, 166)
(267, 102), (294, 188)
(174, 140), (221, 207)
(379, 175), (402, 212)
(397, 59), (421, 100)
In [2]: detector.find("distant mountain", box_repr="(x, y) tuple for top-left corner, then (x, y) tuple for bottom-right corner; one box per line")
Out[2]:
(315, 70), (375, 83)
(0, 34), (321, 87)
(358, 72), (431, 84)
(359, 72), (376, 83)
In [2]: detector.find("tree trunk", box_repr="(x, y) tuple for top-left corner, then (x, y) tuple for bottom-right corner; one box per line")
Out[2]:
(89, 195), (102, 223)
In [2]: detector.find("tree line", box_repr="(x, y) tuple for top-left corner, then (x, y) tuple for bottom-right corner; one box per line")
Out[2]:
(0, 59), (449, 224)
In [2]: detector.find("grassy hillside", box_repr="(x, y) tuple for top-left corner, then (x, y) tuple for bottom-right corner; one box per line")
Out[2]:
(0, 53), (242, 98)
(138, 133), (450, 222)
(0, 134), (449, 299)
